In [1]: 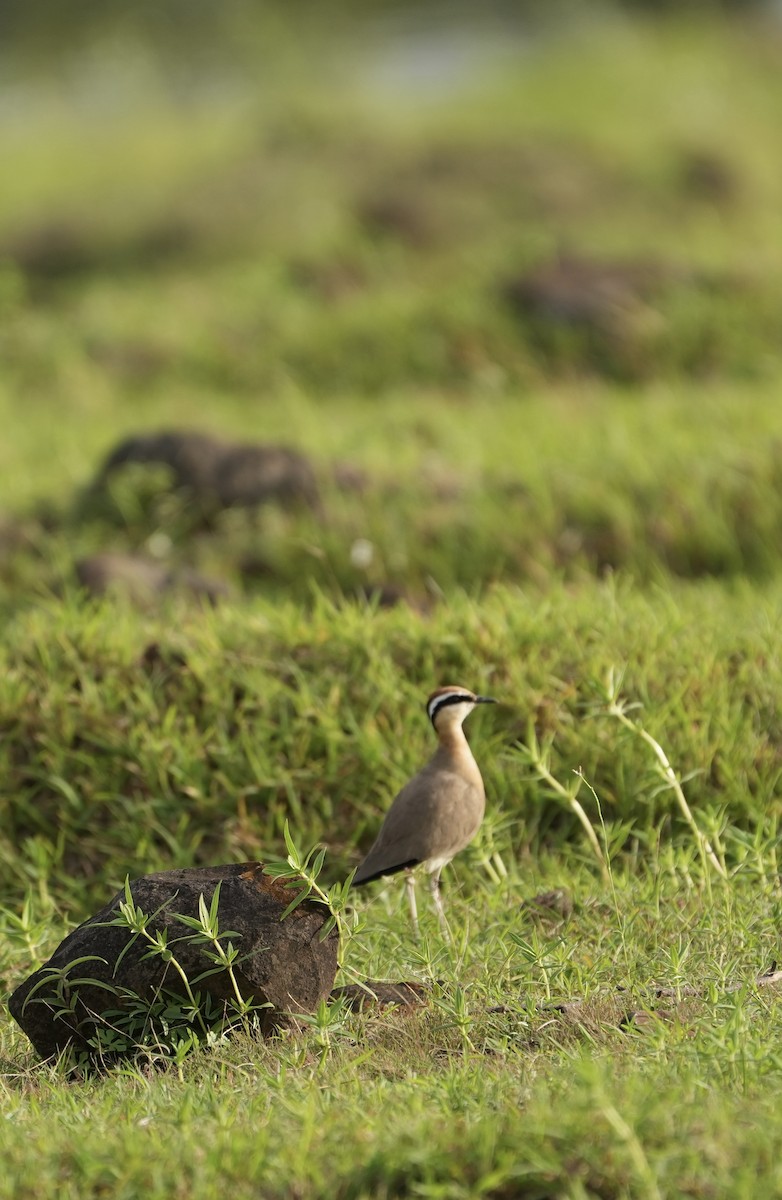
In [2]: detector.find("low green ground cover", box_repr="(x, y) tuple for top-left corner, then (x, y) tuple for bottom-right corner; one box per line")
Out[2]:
(4, 851), (782, 1199)
(1, 579), (781, 915)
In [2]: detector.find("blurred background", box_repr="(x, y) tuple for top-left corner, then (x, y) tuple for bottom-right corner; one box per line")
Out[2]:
(2, 0), (782, 609)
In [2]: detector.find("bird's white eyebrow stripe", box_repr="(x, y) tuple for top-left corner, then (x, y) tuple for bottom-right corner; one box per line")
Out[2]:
(427, 693), (473, 722)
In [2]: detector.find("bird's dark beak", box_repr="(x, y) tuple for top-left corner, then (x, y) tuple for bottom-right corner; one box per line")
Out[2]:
(475, 695), (497, 705)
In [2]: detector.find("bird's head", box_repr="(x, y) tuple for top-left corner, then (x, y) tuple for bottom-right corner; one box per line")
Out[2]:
(426, 685), (497, 730)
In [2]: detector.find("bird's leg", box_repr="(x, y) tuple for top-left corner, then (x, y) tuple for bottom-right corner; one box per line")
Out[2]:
(405, 870), (419, 939)
(429, 870), (450, 941)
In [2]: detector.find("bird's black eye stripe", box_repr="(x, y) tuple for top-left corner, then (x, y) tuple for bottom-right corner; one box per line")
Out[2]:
(428, 693), (473, 722)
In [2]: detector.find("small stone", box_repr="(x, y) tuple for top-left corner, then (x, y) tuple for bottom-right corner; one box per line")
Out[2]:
(620, 1008), (675, 1031)
(91, 430), (321, 514)
(522, 888), (574, 921)
(75, 553), (232, 606)
(331, 980), (432, 1013)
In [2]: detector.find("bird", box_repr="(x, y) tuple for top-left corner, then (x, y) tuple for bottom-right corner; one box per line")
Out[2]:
(352, 685), (497, 937)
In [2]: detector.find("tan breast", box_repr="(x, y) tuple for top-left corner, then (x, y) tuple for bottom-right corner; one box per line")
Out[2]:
(352, 734), (486, 883)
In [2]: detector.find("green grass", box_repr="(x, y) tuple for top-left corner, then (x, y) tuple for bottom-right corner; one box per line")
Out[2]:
(1, 578), (782, 916)
(5, 862), (782, 1198)
(5, 382), (782, 607)
(3, 580), (782, 1196)
(4, 9), (782, 1197)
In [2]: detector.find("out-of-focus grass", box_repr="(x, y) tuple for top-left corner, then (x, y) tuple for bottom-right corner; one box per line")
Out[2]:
(2, 17), (782, 609)
(4, 382), (782, 609)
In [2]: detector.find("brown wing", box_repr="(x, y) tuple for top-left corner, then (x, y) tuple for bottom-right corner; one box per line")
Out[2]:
(352, 766), (484, 885)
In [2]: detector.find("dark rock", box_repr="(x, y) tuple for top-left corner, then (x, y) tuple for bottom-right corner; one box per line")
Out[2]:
(331, 460), (371, 495)
(501, 253), (697, 378)
(91, 430), (320, 514)
(138, 642), (190, 674)
(75, 553), (168, 602)
(289, 257), (365, 301)
(75, 553), (232, 606)
(95, 430), (224, 494)
(213, 443), (320, 511)
(332, 980), (432, 1013)
(3, 221), (99, 280)
(357, 193), (434, 246)
(504, 255), (677, 334)
(2, 218), (194, 283)
(0, 514), (36, 558)
(8, 863), (339, 1063)
(522, 888), (574, 921)
(175, 566), (234, 605)
(238, 553), (277, 583)
(620, 1007), (676, 1031)
(677, 149), (738, 205)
